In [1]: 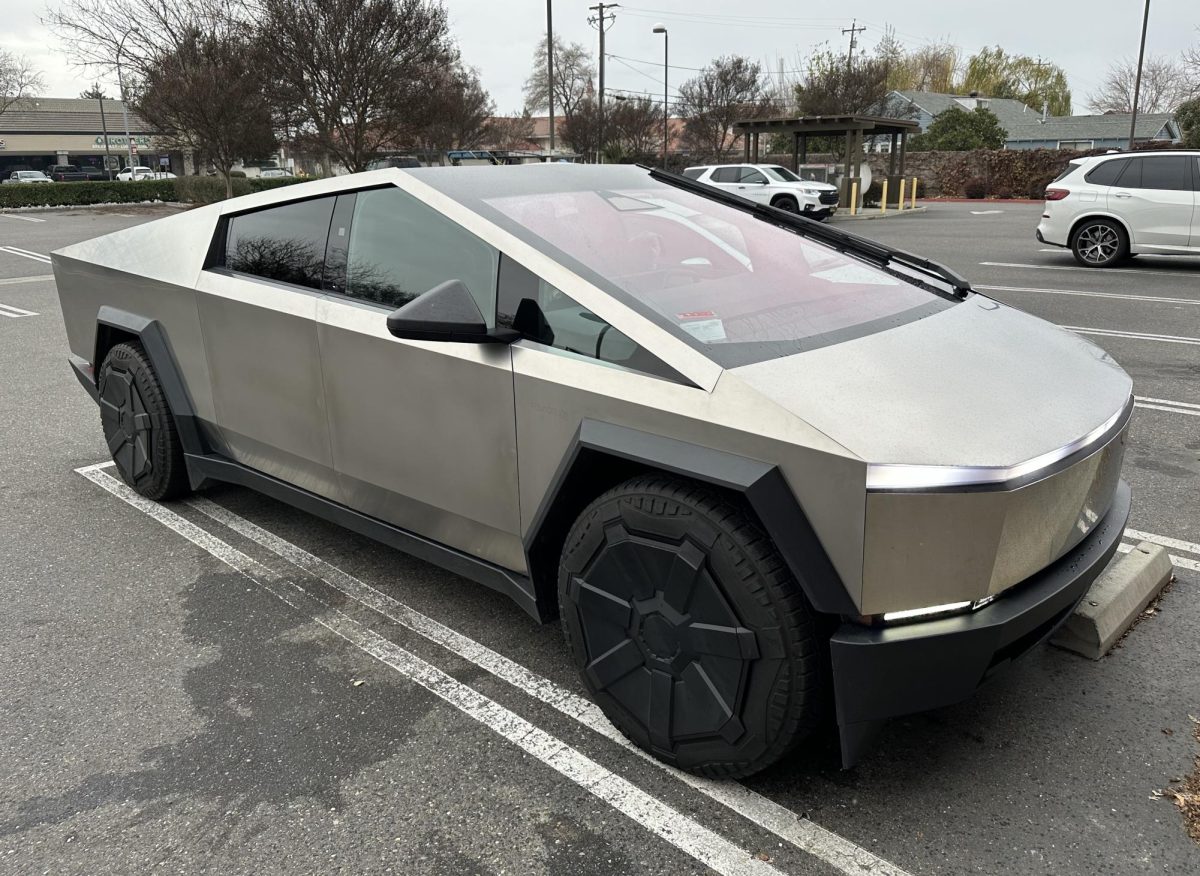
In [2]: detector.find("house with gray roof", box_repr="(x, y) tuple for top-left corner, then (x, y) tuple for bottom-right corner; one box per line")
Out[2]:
(889, 90), (1182, 151)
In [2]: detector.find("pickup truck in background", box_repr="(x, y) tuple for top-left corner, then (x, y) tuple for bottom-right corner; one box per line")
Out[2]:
(48, 165), (92, 182)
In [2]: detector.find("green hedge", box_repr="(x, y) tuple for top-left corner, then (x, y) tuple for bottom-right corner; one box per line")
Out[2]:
(0, 175), (305, 209)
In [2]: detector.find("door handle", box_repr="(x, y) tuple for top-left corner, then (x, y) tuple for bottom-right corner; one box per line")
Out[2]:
(1113, 191), (1132, 198)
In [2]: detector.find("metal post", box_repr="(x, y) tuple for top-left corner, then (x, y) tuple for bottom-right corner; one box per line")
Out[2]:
(1128, 0), (1151, 150)
(881, 179), (888, 213)
(791, 132), (799, 172)
(911, 177), (917, 209)
(547, 0), (555, 154)
(897, 178), (905, 211)
(898, 131), (907, 177)
(653, 24), (668, 168)
(116, 26), (139, 175)
(98, 95), (113, 180)
(850, 180), (859, 215)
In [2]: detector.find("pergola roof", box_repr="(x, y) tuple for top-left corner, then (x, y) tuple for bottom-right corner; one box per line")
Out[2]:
(733, 115), (920, 136)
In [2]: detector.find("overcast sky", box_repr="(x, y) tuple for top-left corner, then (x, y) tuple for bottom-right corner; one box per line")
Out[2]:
(4, 1), (1198, 114)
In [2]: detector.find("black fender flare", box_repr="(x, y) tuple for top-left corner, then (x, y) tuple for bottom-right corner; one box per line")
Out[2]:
(524, 419), (859, 618)
(85, 306), (209, 457)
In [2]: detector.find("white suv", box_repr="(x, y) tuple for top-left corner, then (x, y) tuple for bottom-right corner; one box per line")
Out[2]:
(1037, 151), (1200, 267)
(684, 164), (839, 220)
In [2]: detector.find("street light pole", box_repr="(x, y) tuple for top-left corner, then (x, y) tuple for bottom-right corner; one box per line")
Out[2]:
(546, 0), (555, 155)
(653, 24), (667, 169)
(116, 25), (140, 175)
(1128, 0), (1151, 150)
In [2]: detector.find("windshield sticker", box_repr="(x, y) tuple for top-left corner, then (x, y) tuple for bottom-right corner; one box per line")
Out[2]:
(677, 310), (716, 320)
(812, 264), (902, 286)
(679, 318), (727, 342)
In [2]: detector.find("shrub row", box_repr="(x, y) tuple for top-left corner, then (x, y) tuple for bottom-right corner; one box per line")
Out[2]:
(0, 175), (305, 210)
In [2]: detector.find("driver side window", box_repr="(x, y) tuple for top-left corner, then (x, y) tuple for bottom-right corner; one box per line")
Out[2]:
(496, 256), (683, 383)
(738, 168), (767, 184)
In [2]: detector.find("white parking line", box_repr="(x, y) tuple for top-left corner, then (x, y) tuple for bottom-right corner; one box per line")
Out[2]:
(982, 261), (1200, 279)
(1135, 397), (1200, 418)
(0, 213), (46, 223)
(0, 274), (54, 286)
(186, 493), (909, 876)
(977, 284), (1200, 306)
(1062, 326), (1200, 346)
(76, 464), (785, 876)
(0, 302), (38, 318)
(0, 245), (51, 264)
(1125, 528), (1200, 559)
(1118, 542), (1200, 574)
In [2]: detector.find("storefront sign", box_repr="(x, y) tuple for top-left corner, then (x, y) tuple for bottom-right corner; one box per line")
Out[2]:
(92, 135), (152, 149)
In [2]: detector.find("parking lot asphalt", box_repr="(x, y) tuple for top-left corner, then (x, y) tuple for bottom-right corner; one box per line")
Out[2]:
(1, 200), (1197, 875)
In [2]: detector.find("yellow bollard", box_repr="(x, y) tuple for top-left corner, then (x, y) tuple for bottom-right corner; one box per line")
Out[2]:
(880, 179), (888, 213)
(911, 177), (918, 209)
(850, 180), (858, 215)
(898, 178), (906, 211)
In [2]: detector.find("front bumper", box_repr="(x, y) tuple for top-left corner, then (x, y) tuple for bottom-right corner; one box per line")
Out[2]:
(830, 478), (1131, 767)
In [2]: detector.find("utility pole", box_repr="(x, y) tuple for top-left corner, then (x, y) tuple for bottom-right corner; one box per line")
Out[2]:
(546, 0), (555, 155)
(842, 19), (865, 74)
(1129, 0), (1151, 150)
(588, 2), (618, 163)
(97, 95), (113, 180)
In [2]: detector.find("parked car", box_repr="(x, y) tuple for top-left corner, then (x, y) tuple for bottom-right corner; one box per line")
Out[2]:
(684, 163), (839, 219)
(78, 165), (113, 181)
(117, 166), (177, 181)
(1037, 150), (1200, 267)
(258, 167), (294, 178)
(367, 155), (423, 170)
(47, 164), (91, 183)
(53, 164), (1132, 777)
(3, 170), (53, 184)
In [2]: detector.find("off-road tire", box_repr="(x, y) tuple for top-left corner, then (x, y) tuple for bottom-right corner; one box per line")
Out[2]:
(98, 341), (190, 501)
(1071, 218), (1128, 268)
(558, 474), (826, 778)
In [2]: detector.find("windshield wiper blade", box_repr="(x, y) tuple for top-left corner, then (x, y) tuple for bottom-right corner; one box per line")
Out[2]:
(644, 166), (972, 297)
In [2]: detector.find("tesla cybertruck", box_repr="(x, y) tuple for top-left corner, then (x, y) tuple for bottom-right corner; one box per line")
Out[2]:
(53, 164), (1132, 777)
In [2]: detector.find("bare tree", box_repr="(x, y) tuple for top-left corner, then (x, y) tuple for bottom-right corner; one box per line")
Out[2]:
(524, 34), (595, 122)
(0, 50), (46, 118)
(677, 56), (770, 161)
(487, 111), (537, 150)
(133, 27), (275, 196)
(795, 48), (896, 116)
(417, 64), (495, 156)
(256, 0), (457, 173)
(1087, 55), (1194, 114)
(559, 97), (601, 157)
(609, 96), (662, 158)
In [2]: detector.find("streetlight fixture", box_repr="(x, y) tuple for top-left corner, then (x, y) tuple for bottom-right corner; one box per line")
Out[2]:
(115, 24), (141, 176)
(652, 23), (668, 169)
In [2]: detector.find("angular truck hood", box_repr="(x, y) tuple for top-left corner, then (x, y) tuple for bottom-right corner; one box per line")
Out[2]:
(732, 296), (1132, 468)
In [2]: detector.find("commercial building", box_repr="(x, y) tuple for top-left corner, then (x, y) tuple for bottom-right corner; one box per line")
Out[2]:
(0, 96), (181, 176)
(889, 90), (1182, 151)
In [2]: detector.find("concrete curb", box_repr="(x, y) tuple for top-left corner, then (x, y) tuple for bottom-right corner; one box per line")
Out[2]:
(1051, 541), (1174, 659)
(829, 206), (929, 222)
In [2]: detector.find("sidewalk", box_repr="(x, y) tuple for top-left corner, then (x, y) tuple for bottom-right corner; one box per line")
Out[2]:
(829, 205), (929, 222)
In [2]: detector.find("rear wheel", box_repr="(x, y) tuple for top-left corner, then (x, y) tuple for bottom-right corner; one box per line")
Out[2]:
(1071, 219), (1128, 267)
(98, 341), (190, 500)
(772, 195), (800, 213)
(558, 474), (826, 778)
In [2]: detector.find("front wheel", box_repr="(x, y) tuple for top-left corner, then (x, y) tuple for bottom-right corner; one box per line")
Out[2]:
(558, 475), (826, 778)
(772, 195), (800, 213)
(98, 341), (191, 500)
(1071, 219), (1128, 267)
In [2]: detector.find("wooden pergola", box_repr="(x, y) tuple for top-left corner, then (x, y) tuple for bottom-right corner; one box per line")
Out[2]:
(732, 115), (921, 205)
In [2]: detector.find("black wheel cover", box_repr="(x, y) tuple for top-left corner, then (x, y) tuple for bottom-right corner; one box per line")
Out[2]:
(99, 364), (155, 483)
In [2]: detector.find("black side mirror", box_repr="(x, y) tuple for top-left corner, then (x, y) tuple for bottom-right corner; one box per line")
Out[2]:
(386, 279), (516, 343)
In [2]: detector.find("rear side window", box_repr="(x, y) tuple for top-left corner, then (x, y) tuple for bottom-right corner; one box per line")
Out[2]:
(681, 168), (705, 180)
(224, 196), (336, 289)
(497, 256), (683, 382)
(1135, 156), (1192, 191)
(1084, 159), (1127, 186)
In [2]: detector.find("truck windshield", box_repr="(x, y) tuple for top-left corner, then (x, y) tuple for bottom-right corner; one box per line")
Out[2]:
(481, 183), (953, 366)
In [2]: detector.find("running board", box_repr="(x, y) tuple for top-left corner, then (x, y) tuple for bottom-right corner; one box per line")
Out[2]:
(183, 453), (549, 623)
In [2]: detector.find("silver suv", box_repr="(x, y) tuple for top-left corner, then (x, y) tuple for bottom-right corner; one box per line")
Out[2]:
(1037, 150), (1200, 267)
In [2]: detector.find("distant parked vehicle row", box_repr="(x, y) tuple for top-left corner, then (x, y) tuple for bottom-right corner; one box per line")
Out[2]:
(117, 166), (177, 181)
(1037, 150), (1200, 267)
(684, 164), (840, 220)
